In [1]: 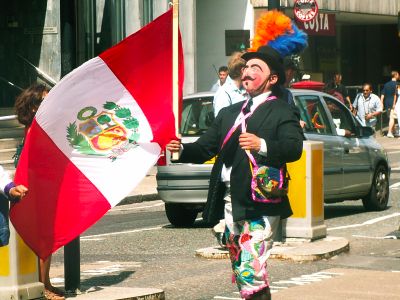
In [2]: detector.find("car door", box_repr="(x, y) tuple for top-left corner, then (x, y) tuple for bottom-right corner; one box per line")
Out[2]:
(323, 96), (372, 195)
(294, 94), (344, 198)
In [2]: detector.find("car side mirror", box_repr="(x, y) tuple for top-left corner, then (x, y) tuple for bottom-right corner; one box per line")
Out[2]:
(356, 126), (375, 137)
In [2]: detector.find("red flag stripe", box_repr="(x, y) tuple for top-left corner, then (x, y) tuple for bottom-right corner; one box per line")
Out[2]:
(11, 120), (110, 258)
(100, 9), (184, 147)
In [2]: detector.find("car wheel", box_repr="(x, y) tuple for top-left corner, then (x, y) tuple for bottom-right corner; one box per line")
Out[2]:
(165, 203), (198, 227)
(362, 165), (389, 211)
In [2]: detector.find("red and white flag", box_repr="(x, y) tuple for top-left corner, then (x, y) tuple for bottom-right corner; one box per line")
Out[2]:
(10, 9), (184, 259)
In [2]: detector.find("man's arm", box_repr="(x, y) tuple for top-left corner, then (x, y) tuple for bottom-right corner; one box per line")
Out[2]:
(380, 94), (385, 110)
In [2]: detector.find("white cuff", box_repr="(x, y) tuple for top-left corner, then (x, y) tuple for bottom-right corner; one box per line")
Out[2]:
(258, 138), (268, 156)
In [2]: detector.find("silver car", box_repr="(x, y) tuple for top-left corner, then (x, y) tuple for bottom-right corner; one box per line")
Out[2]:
(156, 90), (390, 226)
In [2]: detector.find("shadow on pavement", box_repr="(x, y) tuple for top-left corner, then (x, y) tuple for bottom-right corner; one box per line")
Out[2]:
(324, 204), (366, 220)
(80, 271), (134, 287)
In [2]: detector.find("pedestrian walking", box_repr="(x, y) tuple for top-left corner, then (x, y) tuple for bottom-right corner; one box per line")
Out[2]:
(352, 83), (383, 128)
(381, 71), (399, 137)
(393, 82), (400, 136)
(167, 10), (306, 299)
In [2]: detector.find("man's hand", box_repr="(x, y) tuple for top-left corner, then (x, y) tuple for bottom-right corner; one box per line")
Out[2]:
(166, 140), (181, 153)
(9, 185), (28, 201)
(365, 113), (374, 120)
(239, 133), (261, 152)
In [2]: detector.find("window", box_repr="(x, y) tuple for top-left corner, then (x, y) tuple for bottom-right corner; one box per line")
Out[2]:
(181, 97), (214, 136)
(294, 95), (332, 135)
(324, 97), (355, 136)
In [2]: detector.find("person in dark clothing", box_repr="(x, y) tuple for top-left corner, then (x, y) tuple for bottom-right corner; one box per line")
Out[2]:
(167, 11), (306, 299)
(325, 72), (352, 109)
(166, 45), (303, 300)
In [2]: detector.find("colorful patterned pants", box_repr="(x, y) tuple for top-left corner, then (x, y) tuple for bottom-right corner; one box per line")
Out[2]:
(224, 201), (279, 299)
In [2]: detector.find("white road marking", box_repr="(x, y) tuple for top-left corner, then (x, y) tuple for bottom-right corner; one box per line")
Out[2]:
(82, 225), (166, 239)
(390, 182), (400, 189)
(214, 271), (343, 298)
(387, 150), (400, 154)
(352, 234), (387, 239)
(328, 213), (400, 231)
(50, 278), (64, 284)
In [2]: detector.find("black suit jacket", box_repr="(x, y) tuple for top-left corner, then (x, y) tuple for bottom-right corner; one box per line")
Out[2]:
(179, 97), (304, 223)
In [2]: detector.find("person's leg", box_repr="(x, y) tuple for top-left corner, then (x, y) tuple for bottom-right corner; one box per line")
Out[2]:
(249, 288), (272, 300)
(387, 110), (395, 137)
(226, 216), (280, 300)
(40, 255), (65, 299)
(212, 190), (232, 248)
(39, 256), (52, 289)
(212, 219), (226, 247)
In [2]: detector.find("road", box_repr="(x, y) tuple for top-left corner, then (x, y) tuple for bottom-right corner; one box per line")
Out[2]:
(51, 149), (400, 300)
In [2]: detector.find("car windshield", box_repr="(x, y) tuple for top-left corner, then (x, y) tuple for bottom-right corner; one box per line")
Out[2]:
(181, 96), (214, 136)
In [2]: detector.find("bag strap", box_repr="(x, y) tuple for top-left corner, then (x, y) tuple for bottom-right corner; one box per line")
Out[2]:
(221, 95), (277, 149)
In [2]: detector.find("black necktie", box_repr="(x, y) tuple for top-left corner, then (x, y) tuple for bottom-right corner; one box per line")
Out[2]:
(243, 98), (253, 114)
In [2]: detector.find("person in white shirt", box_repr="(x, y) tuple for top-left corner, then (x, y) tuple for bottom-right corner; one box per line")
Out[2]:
(352, 83), (382, 127)
(213, 52), (247, 117)
(210, 66), (228, 92)
(393, 83), (400, 136)
(212, 52), (247, 247)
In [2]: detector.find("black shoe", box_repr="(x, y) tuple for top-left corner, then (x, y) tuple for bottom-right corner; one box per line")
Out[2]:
(213, 232), (227, 248)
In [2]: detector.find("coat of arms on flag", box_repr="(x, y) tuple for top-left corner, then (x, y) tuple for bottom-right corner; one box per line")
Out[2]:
(67, 101), (140, 161)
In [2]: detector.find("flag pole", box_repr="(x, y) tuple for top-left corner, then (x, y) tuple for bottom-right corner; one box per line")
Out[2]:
(172, 0), (180, 160)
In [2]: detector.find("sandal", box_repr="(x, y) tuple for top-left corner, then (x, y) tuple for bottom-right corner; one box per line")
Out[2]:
(44, 289), (65, 300)
(49, 286), (65, 296)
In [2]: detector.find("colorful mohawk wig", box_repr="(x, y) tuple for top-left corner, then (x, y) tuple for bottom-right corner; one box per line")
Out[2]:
(249, 10), (308, 57)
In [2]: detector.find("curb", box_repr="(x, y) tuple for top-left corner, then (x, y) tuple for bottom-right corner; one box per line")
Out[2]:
(195, 236), (350, 262)
(63, 287), (165, 300)
(271, 236), (350, 261)
(118, 193), (159, 206)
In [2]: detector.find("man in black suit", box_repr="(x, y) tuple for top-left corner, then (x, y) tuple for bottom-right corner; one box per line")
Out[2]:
(166, 46), (303, 300)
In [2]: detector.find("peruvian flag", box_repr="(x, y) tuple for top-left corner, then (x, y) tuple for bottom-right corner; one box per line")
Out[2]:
(10, 9), (184, 259)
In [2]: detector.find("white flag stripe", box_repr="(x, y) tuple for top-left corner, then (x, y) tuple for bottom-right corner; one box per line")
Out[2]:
(35, 57), (160, 206)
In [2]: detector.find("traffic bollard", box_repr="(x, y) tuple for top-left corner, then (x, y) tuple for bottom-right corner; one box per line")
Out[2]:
(0, 222), (44, 299)
(284, 141), (326, 240)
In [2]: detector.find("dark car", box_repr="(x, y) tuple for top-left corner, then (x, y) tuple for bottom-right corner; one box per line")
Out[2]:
(157, 90), (390, 226)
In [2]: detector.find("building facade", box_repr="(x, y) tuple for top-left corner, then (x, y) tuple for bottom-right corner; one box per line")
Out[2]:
(0, 0), (399, 108)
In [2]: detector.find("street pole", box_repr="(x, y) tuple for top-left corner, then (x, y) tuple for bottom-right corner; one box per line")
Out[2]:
(64, 236), (80, 294)
(268, 0), (280, 10)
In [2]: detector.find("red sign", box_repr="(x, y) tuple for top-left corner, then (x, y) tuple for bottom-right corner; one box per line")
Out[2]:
(296, 13), (336, 36)
(294, 0), (318, 22)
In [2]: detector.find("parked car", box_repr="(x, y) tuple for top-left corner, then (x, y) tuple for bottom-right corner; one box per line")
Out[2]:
(156, 90), (390, 227)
